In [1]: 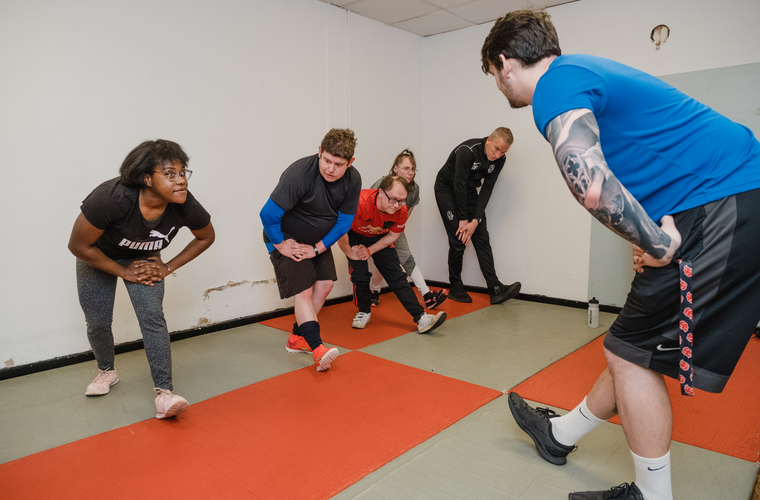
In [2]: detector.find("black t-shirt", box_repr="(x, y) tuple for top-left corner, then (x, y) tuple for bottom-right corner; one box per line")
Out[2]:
(269, 154), (361, 245)
(434, 137), (506, 220)
(81, 177), (211, 259)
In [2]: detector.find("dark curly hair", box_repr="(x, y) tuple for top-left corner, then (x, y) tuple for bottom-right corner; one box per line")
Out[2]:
(481, 9), (561, 75)
(119, 139), (189, 188)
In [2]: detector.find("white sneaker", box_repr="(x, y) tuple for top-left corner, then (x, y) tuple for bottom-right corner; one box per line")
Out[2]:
(417, 311), (447, 334)
(352, 311), (371, 329)
(85, 368), (119, 396)
(154, 388), (190, 419)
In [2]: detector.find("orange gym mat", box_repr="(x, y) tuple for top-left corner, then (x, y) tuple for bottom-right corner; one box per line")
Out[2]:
(262, 289), (492, 350)
(511, 335), (760, 462)
(0, 351), (501, 500)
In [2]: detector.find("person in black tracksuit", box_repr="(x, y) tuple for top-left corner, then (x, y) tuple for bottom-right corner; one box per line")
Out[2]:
(434, 127), (521, 304)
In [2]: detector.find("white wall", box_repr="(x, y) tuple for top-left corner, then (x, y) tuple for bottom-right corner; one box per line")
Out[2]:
(418, 0), (760, 303)
(419, 22), (588, 300)
(0, 0), (421, 367)
(1, 0), (759, 368)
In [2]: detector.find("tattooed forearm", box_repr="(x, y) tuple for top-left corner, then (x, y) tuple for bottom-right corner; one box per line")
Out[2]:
(546, 110), (671, 258)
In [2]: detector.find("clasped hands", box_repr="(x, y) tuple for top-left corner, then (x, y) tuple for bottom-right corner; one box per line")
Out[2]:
(124, 257), (170, 286)
(276, 239), (318, 262)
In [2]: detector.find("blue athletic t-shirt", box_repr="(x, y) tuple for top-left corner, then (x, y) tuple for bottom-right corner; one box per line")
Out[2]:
(533, 54), (760, 220)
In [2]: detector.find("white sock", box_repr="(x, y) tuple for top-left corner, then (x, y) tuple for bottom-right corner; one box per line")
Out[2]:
(409, 266), (429, 295)
(370, 268), (383, 293)
(632, 450), (673, 500)
(551, 397), (605, 446)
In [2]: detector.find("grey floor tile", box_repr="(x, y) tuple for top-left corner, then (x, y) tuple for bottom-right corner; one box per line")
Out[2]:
(361, 300), (617, 391)
(332, 398), (757, 500)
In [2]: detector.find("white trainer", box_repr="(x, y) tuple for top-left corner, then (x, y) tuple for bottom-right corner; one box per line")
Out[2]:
(352, 311), (371, 329)
(85, 368), (120, 396)
(154, 388), (190, 419)
(417, 311), (447, 334)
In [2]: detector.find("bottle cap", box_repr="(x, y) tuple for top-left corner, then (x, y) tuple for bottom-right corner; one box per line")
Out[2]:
(589, 297), (599, 304)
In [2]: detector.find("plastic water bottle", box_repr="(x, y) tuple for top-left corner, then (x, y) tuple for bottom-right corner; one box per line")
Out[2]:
(588, 297), (599, 328)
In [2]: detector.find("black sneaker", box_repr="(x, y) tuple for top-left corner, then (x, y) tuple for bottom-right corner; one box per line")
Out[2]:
(447, 284), (472, 303)
(507, 392), (576, 465)
(370, 291), (380, 308)
(423, 289), (448, 310)
(569, 482), (644, 500)
(490, 282), (521, 305)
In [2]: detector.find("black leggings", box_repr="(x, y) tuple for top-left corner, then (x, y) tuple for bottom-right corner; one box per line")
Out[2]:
(347, 231), (424, 323)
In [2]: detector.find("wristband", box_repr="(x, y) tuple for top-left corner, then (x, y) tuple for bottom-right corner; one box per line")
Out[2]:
(166, 263), (177, 277)
(313, 245), (319, 255)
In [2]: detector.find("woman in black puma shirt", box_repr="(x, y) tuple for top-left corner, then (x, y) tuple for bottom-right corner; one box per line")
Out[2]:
(68, 139), (214, 419)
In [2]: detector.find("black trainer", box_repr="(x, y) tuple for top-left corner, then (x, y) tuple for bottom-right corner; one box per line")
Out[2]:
(424, 289), (448, 310)
(569, 482), (644, 500)
(507, 392), (576, 465)
(490, 282), (521, 305)
(370, 291), (380, 308)
(447, 284), (472, 303)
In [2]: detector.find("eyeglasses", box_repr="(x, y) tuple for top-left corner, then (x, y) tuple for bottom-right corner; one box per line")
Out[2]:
(153, 168), (192, 182)
(380, 188), (406, 206)
(397, 166), (417, 173)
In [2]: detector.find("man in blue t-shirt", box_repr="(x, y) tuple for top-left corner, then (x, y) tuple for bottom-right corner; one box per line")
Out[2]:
(260, 129), (362, 373)
(480, 10), (760, 500)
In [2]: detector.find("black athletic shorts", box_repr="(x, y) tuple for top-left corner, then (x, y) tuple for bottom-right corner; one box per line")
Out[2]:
(269, 247), (337, 299)
(604, 188), (760, 393)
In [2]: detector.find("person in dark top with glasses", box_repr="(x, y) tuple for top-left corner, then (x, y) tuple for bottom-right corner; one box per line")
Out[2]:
(338, 175), (447, 334)
(68, 139), (215, 419)
(434, 127), (521, 304)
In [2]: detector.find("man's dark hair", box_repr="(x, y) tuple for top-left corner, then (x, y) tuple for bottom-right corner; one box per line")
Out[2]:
(378, 175), (410, 195)
(321, 128), (357, 161)
(119, 139), (189, 188)
(481, 9), (561, 75)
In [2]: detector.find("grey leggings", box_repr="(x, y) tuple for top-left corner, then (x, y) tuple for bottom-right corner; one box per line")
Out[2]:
(76, 257), (172, 390)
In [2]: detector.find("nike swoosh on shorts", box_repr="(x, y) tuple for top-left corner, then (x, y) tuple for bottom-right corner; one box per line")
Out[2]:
(656, 344), (680, 351)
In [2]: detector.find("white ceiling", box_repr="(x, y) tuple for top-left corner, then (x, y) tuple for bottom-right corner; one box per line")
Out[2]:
(316, 0), (580, 37)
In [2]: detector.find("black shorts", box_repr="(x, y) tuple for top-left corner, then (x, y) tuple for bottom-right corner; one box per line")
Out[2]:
(269, 247), (337, 299)
(604, 188), (760, 393)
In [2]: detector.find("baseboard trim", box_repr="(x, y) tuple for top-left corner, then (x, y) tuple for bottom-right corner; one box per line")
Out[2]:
(0, 294), (353, 381)
(0, 286), (619, 381)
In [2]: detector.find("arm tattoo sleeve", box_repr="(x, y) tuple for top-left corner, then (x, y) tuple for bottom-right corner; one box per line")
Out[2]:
(546, 109), (671, 258)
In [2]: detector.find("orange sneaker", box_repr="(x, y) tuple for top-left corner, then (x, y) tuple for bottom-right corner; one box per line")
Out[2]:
(285, 334), (312, 354)
(312, 344), (339, 372)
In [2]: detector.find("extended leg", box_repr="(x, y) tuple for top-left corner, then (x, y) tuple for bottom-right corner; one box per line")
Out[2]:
(124, 276), (172, 390)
